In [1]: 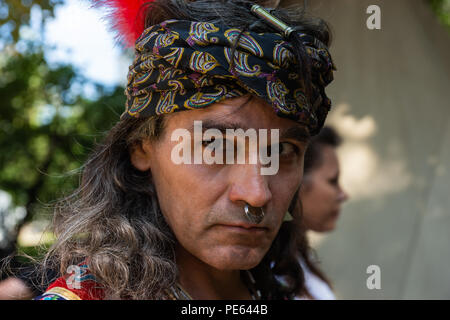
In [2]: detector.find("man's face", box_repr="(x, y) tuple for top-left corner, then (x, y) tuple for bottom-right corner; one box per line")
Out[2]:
(131, 95), (308, 271)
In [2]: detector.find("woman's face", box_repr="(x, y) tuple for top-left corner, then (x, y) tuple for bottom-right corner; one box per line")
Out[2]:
(300, 145), (349, 232)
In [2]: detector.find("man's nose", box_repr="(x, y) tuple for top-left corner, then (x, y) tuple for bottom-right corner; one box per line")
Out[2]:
(228, 164), (272, 208)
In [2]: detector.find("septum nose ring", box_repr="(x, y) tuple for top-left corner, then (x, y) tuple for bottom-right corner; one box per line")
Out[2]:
(244, 203), (265, 224)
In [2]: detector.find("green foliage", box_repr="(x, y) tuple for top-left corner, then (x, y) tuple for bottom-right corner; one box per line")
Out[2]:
(0, 45), (125, 224)
(0, 0), (129, 253)
(430, 0), (450, 29)
(0, 0), (64, 44)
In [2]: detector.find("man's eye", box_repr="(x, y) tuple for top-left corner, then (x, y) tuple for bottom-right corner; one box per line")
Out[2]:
(202, 138), (229, 150)
(202, 139), (215, 147)
(202, 137), (224, 149)
(278, 142), (298, 156)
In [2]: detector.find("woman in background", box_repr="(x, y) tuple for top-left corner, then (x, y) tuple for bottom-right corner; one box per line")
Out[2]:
(297, 126), (349, 299)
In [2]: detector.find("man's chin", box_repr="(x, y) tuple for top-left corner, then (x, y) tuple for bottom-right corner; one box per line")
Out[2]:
(203, 246), (267, 271)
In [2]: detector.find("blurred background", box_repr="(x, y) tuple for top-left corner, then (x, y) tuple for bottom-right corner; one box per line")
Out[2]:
(0, 0), (449, 299)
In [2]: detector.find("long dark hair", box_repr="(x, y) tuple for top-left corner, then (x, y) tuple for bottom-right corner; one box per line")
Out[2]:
(43, 116), (180, 299)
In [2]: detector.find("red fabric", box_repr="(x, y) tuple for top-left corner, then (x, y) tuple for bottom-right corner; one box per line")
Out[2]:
(91, 0), (154, 47)
(45, 264), (105, 300)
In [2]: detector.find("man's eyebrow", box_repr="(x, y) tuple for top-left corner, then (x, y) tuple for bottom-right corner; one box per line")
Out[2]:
(186, 119), (310, 142)
(187, 119), (251, 133)
(280, 125), (310, 143)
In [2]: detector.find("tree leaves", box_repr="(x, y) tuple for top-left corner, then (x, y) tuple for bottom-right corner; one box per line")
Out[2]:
(0, 48), (125, 226)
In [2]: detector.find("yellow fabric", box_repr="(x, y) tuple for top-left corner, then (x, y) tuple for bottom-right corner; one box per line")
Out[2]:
(45, 287), (82, 300)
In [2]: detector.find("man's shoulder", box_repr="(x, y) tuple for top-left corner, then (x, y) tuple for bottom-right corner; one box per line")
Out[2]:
(34, 263), (105, 300)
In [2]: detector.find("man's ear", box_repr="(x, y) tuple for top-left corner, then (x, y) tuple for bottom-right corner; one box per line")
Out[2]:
(130, 140), (153, 172)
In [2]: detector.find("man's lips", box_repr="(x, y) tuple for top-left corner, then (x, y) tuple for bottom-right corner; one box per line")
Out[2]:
(215, 223), (268, 233)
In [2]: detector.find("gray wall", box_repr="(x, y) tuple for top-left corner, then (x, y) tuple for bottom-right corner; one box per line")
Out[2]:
(282, 0), (450, 299)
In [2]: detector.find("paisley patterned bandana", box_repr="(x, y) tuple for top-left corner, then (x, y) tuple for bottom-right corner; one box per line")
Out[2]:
(123, 19), (335, 135)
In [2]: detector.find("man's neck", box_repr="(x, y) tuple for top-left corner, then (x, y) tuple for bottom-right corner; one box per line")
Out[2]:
(175, 245), (252, 300)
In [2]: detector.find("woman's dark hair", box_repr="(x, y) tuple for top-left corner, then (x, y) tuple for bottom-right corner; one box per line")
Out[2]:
(304, 126), (341, 175)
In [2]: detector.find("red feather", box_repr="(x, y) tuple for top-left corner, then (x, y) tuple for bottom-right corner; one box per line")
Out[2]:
(91, 0), (154, 48)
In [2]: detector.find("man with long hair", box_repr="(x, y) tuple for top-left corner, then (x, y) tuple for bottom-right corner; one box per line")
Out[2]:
(36, 0), (335, 300)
